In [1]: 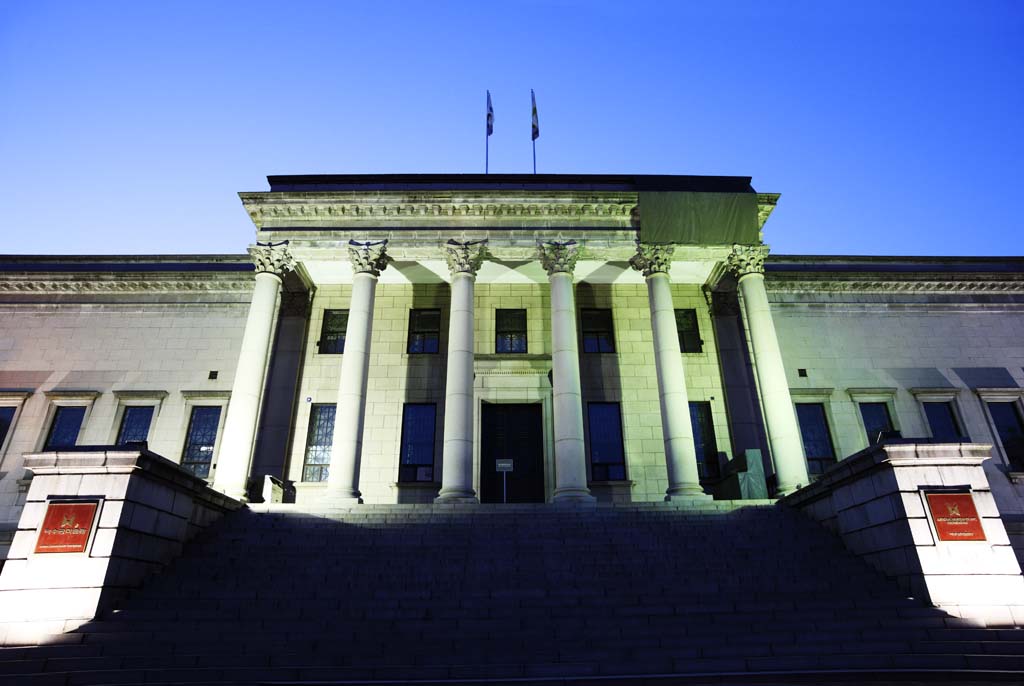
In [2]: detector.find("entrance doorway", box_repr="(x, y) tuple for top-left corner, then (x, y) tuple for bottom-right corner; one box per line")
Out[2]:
(480, 403), (545, 503)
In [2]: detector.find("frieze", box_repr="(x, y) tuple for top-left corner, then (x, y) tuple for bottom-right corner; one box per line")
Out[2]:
(765, 277), (1024, 294)
(0, 278), (254, 293)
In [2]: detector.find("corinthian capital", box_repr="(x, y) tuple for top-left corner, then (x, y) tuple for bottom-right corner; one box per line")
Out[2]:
(249, 242), (296, 278)
(348, 240), (390, 276)
(629, 242), (674, 278)
(445, 238), (487, 277)
(727, 244), (769, 277)
(538, 241), (580, 276)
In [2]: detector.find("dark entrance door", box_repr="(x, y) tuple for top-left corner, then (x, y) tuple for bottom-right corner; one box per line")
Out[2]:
(480, 403), (544, 503)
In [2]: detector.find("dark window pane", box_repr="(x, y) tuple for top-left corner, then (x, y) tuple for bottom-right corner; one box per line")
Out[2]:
(924, 402), (966, 442)
(496, 309), (528, 353)
(408, 309), (441, 354)
(318, 310), (348, 354)
(398, 404), (436, 482)
(581, 309), (615, 353)
(181, 406), (221, 479)
(116, 406), (154, 446)
(588, 403), (626, 481)
(44, 406), (86, 450)
(988, 402), (1024, 471)
(796, 403), (836, 476)
(859, 402), (894, 445)
(302, 404), (335, 482)
(0, 406), (15, 447)
(675, 309), (702, 353)
(690, 402), (720, 480)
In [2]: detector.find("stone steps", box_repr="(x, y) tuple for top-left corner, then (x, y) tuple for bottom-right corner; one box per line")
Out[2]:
(2, 501), (1023, 684)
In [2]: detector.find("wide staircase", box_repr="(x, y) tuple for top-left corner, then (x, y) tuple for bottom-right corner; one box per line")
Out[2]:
(3, 500), (1024, 684)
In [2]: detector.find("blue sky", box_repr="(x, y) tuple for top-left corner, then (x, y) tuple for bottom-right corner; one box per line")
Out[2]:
(1, 1), (1021, 256)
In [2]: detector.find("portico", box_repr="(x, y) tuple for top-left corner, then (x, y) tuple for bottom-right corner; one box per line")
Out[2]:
(214, 174), (802, 504)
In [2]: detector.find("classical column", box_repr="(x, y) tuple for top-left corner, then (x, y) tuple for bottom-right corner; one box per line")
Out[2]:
(327, 240), (390, 502)
(539, 241), (595, 504)
(436, 239), (487, 503)
(214, 242), (295, 500)
(727, 244), (809, 495)
(629, 243), (705, 499)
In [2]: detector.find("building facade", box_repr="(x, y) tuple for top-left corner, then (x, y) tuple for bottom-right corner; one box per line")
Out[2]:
(1, 174), (1023, 558)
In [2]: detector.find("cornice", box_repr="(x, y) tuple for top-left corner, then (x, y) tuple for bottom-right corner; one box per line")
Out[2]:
(0, 275), (254, 294)
(242, 191), (782, 232)
(765, 275), (1024, 294)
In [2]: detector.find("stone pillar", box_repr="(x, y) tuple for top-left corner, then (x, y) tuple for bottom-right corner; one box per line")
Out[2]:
(629, 243), (705, 499)
(727, 244), (809, 495)
(539, 241), (595, 504)
(436, 239), (487, 503)
(327, 240), (390, 503)
(213, 243), (294, 500)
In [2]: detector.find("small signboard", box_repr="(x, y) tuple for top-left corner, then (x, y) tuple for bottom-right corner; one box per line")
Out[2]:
(926, 492), (986, 542)
(35, 501), (99, 554)
(496, 459), (514, 473)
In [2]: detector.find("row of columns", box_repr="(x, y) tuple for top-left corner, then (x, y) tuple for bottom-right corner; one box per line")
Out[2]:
(212, 239), (809, 503)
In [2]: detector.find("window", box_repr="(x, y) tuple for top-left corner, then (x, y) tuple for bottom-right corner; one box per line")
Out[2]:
(495, 309), (528, 353)
(587, 403), (626, 481)
(795, 403), (836, 476)
(44, 406), (87, 450)
(116, 406), (155, 446)
(398, 404), (436, 482)
(0, 407), (15, 449)
(675, 309), (702, 353)
(181, 406), (222, 478)
(690, 401), (720, 480)
(302, 404), (335, 482)
(407, 309), (440, 354)
(987, 401), (1024, 471)
(859, 402), (895, 445)
(923, 402), (967, 441)
(581, 309), (615, 353)
(318, 310), (348, 354)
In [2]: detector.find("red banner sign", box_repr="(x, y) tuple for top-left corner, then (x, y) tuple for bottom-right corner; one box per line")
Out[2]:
(926, 492), (986, 542)
(34, 501), (98, 554)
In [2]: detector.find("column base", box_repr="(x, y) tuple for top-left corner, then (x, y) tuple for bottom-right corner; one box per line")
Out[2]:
(434, 489), (479, 504)
(665, 483), (710, 501)
(552, 488), (597, 505)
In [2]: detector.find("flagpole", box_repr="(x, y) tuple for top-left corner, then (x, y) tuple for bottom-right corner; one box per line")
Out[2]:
(532, 139), (536, 175)
(486, 130), (489, 175)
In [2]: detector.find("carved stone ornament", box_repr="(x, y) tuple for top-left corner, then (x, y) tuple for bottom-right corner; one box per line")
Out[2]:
(537, 241), (581, 276)
(348, 239), (390, 276)
(629, 242), (674, 278)
(249, 243), (296, 278)
(727, 244), (769, 278)
(444, 239), (488, 276)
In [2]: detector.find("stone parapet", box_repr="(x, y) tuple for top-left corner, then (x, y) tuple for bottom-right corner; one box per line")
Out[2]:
(781, 441), (1024, 626)
(0, 448), (241, 643)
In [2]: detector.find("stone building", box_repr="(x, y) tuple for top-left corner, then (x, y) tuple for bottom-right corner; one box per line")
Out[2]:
(1, 173), (1023, 559)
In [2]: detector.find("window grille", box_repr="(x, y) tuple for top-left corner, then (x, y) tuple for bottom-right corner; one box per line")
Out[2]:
(859, 402), (894, 445)
(318, 310), (348, 354)
(587, 402), (626, 481)
(674, 309), (703, 353)
(116, 406), (155, 446)
(302, 404), (335, 482)
(923, 402), (967, 441)
(795, 403), (837, 475)
(495, 309), (527, 353)
(398, 403), (436, 482)
(988, 401), (1024, 471)
(689, 402), (720, 480)
(44, 406), (86, 451)
(0, 407), (15, 448)
(181, 406), (221, 478)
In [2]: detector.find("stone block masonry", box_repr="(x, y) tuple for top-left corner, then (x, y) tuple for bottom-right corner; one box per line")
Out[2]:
(0, 448), (240, 644)
(782, 441), (1024, 626)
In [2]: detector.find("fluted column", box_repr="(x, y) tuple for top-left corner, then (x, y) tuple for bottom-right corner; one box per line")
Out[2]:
(327, 240), (390, 502)
(629, 243), (705, 499)
(436, 239), (487, 503)
(727, 244), (809, 495)
(214, 242), (295, 500)
(539, 241), (595, 504)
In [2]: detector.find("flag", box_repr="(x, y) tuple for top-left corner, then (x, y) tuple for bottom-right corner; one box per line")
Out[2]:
(486, 91), (494, 136)
(531, 89), (539, 141)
